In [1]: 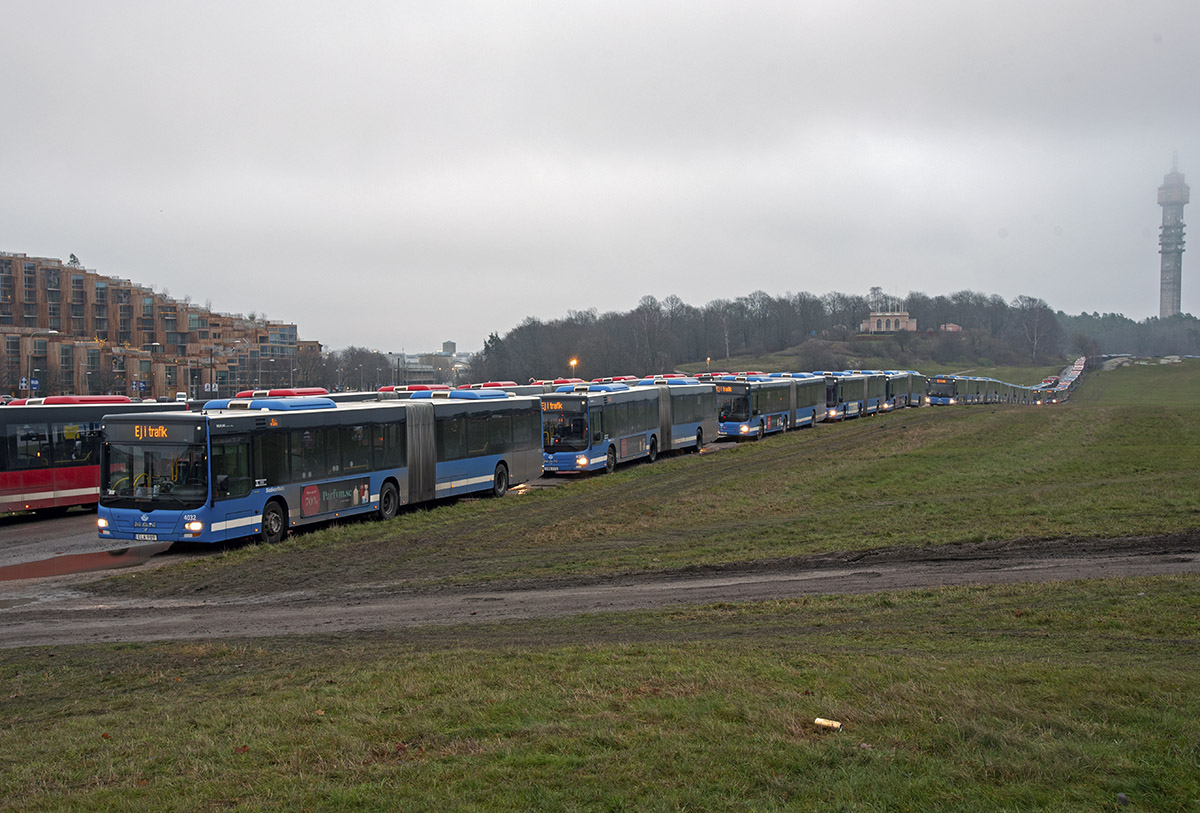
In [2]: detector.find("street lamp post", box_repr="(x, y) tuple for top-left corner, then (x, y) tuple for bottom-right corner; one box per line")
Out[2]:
(149, 343), (161, 399)
(569, 358), (578, 379)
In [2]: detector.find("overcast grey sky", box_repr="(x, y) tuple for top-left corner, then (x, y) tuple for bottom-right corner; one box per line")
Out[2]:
(3, 1), (1196, 352)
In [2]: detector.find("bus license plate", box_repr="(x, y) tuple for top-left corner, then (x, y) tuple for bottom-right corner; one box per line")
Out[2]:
(135, 533), (158, 542)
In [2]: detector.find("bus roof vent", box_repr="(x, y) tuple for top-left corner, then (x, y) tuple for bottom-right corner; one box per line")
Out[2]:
(638, 377), (700, 386)
(207, 397), (337, 411)
(409, 389), (512, 400)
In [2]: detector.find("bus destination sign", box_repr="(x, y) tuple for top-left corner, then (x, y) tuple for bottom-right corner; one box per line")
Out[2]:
(104, 419), (204, 445)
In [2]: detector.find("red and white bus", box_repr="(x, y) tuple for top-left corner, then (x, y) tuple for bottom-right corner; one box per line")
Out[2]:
(0, 396), (188, 514)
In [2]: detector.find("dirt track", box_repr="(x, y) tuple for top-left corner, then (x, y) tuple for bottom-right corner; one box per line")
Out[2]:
(1, 533), (1196, 649)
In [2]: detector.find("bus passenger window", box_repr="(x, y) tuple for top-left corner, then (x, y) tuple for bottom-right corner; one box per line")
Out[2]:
(8, 423), (51, 469)
(212, 439), (252, 500)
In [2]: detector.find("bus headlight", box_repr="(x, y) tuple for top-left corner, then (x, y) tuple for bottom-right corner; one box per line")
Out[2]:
(739, 425), (749, 434)
(575, 455), (589, 468)
(97, 517), (109, 529)
(185, 521), (203, 532)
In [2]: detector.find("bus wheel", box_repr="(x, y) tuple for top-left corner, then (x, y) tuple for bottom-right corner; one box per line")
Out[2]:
(693, 428), (703, 452)
(378, 482), (399, 520)
(491, 464), (509, 498)
(756, 422), (765, 440)
(261, 501), (286, 544)
(647, 438), (658, 463)
(604, 449), (616, 474)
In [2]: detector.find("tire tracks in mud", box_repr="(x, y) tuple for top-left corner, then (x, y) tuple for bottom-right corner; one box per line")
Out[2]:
(1, 532), (1197, 649)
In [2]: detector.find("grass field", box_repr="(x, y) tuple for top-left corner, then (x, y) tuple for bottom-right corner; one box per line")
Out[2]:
(2, 360), (1198, 810)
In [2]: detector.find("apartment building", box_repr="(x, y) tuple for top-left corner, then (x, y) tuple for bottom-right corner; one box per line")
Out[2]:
(1, 252), (315, 400)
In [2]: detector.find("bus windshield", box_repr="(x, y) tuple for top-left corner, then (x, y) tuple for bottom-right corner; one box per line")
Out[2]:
(100, 442), (209, 510)
(928, 379), (956, 398)
(542, 401), (589, 453)
(716, 389), (750, 422)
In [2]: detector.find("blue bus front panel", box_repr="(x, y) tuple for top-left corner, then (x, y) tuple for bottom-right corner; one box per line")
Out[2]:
(717, 411), (788, 439)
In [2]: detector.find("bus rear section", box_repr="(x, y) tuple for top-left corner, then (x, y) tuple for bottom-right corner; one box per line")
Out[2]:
(636, 378), (717, 452)
(766, 373), (827, 427)
(97, 392), (542, 545)
(541, 383), (660, 473)
(409, 389), (543, 499)
(907, 373), (927, 406)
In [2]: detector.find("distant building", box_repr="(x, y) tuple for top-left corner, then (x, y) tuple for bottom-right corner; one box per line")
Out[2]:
(940, 323), (963, 333)
(1, 251), (314, 399)
(860, 311), (917, 334)
(1158, 160), (1189, 319)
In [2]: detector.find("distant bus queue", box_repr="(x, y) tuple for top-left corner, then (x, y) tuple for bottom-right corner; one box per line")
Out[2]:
(0, 360), (1083, 546)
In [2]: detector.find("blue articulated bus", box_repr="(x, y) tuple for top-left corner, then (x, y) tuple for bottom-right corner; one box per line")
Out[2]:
(541, 383), (663, 474)
(819, 372), (868, 420)
(96, 390), (542, 544)
(926, 375), (961, 405)
(863, 373), (887, 414)
(712, 375), (794, 440)
(635, 377), (718, 452)
(881, 371), (910, 410)
(842, 371), (885, 414)
(875, 370), (921, 410)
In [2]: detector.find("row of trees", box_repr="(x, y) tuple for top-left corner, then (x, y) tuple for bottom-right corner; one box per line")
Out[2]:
(470, 290), (1068, 382)
(302, 295), (1197, 391)
(287, 346), (404, 392)
(1058, 312), (1200, 358)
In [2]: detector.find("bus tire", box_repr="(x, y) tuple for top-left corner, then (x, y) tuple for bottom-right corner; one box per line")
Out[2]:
(604, 449), (616, 474)
(647, 438), (658, 463)
(261, 500), (287, 544)
(378, 481), (399, 520)
(756, 422), (765, 440)
(491, 463), (509, 498)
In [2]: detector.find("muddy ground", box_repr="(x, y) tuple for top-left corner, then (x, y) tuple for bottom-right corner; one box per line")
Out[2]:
(2, 532), (1196, 649)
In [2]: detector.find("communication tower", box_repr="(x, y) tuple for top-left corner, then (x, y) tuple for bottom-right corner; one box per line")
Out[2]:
(1158, 158), (1189, 318)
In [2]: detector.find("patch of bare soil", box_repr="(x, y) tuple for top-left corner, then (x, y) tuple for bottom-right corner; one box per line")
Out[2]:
(1, 533), (1196, 649)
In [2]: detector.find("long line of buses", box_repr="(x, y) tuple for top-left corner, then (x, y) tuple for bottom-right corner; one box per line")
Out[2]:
(0, 359), (1086, 546)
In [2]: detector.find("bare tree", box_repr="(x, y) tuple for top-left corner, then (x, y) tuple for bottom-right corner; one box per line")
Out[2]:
(1010, 295), (1063, 362)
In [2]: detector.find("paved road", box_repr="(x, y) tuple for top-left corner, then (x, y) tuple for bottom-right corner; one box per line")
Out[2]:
(0, 509), (110, 568)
